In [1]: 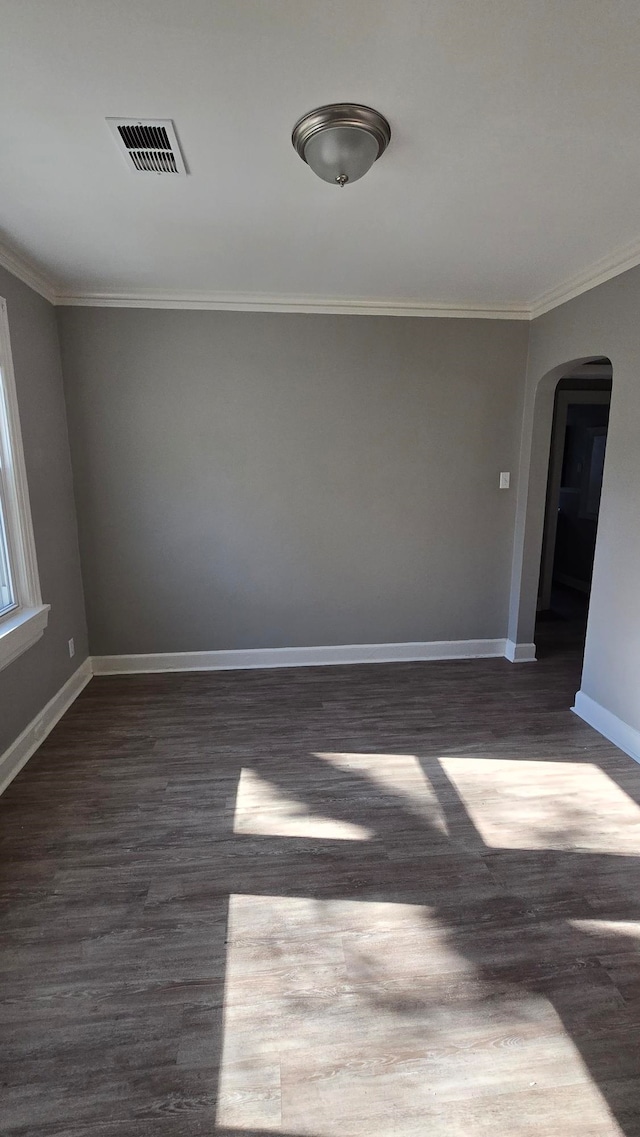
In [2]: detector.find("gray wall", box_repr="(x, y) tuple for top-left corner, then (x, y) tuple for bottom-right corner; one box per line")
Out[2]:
(0, 267), (88, 755)
(509, 265), (640, 733)
(58, 308), (529, 655)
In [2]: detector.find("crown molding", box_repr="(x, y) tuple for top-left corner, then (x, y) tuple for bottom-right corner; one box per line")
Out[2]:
(530, 235), (640, 319)
(4, 231), (640, 320)
(0, 240), (57, 305)
(54, 290), (530, 319)
(49, 233), (640, 317)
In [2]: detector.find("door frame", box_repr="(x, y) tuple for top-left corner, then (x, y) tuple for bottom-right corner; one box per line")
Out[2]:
(506, 355), (613, 664)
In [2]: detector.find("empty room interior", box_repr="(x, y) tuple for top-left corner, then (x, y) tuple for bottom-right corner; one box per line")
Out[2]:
(2, 3), (640, 1135)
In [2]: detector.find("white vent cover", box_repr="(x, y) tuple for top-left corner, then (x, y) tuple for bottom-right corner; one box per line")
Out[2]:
(107, 118), (187, 175)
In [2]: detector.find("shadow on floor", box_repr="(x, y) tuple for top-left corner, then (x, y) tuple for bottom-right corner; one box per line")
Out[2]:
(1, 637), (639, 1135)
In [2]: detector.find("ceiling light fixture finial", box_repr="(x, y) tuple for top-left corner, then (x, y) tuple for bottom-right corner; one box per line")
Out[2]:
(292, 103), (390, 187)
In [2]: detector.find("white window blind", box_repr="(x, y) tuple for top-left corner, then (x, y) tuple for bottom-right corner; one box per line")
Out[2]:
(0, 454), (16, 615)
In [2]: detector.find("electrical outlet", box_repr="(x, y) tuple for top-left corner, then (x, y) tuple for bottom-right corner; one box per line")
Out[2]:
(68, 637), (75, 658)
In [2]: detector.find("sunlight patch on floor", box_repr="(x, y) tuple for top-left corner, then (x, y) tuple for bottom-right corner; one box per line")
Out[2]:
(215, 894), (622, 1136)
(569, 918), (640, 940)
(233, 767), (373, 840)
(315, 752), (450, 834)
(440, 758), (640, 854)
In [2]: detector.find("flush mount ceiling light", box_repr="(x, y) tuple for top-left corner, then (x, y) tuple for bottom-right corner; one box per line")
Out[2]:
(292, 103), (391, 187)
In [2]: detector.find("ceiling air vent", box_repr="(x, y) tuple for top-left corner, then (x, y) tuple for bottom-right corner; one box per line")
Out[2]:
(107, 118), (187, 175)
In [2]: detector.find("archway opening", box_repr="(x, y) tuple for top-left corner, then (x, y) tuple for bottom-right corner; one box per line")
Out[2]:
(533, 357), (612, 665)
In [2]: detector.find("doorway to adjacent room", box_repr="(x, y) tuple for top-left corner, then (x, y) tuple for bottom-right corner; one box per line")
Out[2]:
(535, 359), (611, 659)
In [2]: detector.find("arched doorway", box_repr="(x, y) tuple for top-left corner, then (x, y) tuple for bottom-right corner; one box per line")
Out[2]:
(535, 359), (611, 658)
(507, 355), (613, 673)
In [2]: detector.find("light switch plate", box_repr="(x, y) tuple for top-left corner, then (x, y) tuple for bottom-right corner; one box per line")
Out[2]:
(499, 472), (510, 489)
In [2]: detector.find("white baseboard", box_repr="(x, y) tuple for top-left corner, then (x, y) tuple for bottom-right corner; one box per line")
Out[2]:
(504, 639), (537, 663)
(0, 658), (93, 796)
(92, 638), (508, 675)
(572, 690), (640, 765)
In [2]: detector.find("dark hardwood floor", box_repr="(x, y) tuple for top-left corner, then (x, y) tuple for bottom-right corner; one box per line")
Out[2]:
(2, 632), (640, 1135)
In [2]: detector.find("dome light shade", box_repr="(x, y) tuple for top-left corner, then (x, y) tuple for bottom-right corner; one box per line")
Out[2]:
(303, 126), (379, 186)
(292, 104), (391, 187)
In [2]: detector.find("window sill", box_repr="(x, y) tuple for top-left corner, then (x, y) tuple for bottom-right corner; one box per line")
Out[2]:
(0, 604), (50, 673)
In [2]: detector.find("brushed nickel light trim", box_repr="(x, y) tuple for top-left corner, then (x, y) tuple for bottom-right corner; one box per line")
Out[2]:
(292, 104), (391, 160)
(292, 103), (391, 186)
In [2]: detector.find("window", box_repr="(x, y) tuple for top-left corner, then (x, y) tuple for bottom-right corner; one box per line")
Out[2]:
(0, 480), (14, 613)
(0, 296), (49, 672)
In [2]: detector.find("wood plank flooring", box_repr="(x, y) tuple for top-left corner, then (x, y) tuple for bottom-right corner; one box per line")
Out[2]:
(2, 633), (640, 1135)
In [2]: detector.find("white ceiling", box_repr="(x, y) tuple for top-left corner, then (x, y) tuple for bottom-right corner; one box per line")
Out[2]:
(2, 0), (640, 315)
